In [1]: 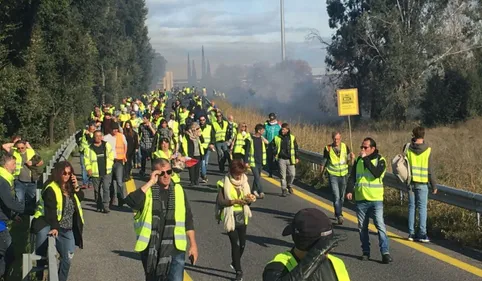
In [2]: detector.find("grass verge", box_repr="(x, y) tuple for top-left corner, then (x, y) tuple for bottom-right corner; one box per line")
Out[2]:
(214, 98), (482, 250)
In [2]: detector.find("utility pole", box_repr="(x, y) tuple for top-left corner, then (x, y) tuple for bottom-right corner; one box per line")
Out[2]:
(280, 0), (286, 62)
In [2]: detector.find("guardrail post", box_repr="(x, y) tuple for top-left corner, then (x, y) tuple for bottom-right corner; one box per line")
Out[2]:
(400, 190), (404, 205)
(477, 212), (480, 228)
(22, 253), (32, 280)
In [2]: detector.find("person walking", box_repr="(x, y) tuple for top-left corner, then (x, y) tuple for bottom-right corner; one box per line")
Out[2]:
(103, 122), (127, 207)
(249, 124), (268, 199)
(124, 158), (198, 281)
(406, 126), (438, 242)
(212, 112), (230, 173)
(84, 130), (115, 213)
(124, 121), (139, 180)
(320, 132), (355, 225)
(139, 113), (157, 177)
(272, 123), (299, 197)
(153, 138), (173, 160)
(263, 113), (281, 177)
(346, 137), (392, 264)
(0, 150), (28, 279)
(79, 122), (96, 189)
(199, 116), (214, 183)
(32, 161), (84, 281)
(181, 122), (204, 186)
(216, 160), (255, 281)
(231, 123), (251, 164)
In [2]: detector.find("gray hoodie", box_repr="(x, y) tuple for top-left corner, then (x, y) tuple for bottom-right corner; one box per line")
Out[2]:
(407, 141), (437, 189)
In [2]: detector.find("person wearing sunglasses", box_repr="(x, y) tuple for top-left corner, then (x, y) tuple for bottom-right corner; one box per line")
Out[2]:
(181, 122), (204, 186)
(125, 158), (198, 281)
(231, 123), (251, 165)
(346, 137), (392, 264)
(32, 161), (85, 281)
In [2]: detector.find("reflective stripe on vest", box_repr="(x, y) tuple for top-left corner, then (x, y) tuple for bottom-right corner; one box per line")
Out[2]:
(200, 125), (212, 149)
(274, 135), (296, 164)
(34, 182), (84, 224)
(233, 133), (250, 155)
(212, 121), (228, 142)
(268, 252), (350, 281)
(354, 156), (386, 201)
(249, 135), (266, 167)
(84, 143), (114, 177)
(407, 147), (431, 183)
(133, 184), (187, 252)
(326, 143), (349, 177)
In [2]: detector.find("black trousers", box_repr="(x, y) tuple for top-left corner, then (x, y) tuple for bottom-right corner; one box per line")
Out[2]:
(141, 147), (153, 173)
(266, 146), (277, 175)
(188, 156), (202, 185)
(0, 230), (13, 278)
(227, 224), (247, 272)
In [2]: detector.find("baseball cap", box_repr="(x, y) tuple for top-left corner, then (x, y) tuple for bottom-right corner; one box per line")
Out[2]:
(111, 122), (120, 130)
(269, 113), (276, 119)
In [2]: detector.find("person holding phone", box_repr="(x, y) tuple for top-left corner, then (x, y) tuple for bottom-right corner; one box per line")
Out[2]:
(125, 158), (198, 281)
(31, 161), (85, 281)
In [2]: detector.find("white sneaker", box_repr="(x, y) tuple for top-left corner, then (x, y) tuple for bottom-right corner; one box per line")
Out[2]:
(253, 191), (260, 198)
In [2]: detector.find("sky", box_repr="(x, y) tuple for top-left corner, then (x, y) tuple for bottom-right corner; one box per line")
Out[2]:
(145, 0), (331, 79)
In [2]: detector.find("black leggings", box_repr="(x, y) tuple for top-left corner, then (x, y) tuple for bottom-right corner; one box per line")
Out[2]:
(227, 224), (247, 271)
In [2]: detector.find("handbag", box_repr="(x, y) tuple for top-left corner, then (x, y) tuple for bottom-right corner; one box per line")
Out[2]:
(234, 211), (245, 227)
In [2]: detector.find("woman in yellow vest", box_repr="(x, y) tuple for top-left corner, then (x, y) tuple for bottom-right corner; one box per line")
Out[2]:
(231, 123), (251, 164)
(32, 161), (84, 281)
(181, 122), (205, 186)
(216, 160), (256, 281)
(263, 208), (350, 281)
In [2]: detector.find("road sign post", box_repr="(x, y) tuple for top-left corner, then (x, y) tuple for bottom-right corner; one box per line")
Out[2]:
(337, 88), (360, 151)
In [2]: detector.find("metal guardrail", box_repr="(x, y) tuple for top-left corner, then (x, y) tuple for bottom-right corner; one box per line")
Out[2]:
(22, 131), (79, 281)
(201, 95), (482, 227)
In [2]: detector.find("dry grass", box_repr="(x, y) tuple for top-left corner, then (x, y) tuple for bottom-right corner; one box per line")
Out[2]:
(214, 99), (482, 248)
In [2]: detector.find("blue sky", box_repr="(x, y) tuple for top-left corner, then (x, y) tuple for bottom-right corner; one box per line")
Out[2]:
(145, 0), (331, 78)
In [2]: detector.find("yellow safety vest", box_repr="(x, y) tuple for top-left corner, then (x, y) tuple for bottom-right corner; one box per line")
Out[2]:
(34, 181), (84, 224)
(200, 125), (212, 149)
(249, 135), (266, 167)
(13, 148), (36, 177)
(407, 147), (431, 183)
(169, 121), (179, 137)
(354, 156), (386, 201)
(84, 142), (114, 177)
(0, 167), (15, 194)
(219, 181), (248, 225)
(233, 133), (251, 155)
(181, 136), (205, 156)
(268, 251), (350, 281)
(133, 184), (186, 252)
(326, 143), (349, 177)
(212, 121), (228, 142)
(274, 135), (296, 164)
(79, 131), (93, 153)
(152, 149), (172, 160)
(179, 111), (189, 125)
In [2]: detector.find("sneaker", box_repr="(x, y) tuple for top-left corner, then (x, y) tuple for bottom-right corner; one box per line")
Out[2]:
(253, 191), (260, 198)
(337, 216), (344, 225)
(281, 189), (288, 197)
(407, 234), (416, 241)
(418, 234), (430, 243)
(102, 208), (110, 214)
(203, 176), (209, 183)
(259, 192), (265, 199)
(361, 253), (370, 261)
(382, 253), (393, 264)
(200, 178), (207, 184)
(235, 270), (243, 281)
(230, 262), (235, 271)
(288, 186), (294, 194)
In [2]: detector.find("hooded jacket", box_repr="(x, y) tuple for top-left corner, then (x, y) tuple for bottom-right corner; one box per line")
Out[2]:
(407, 140), (437, 188)
(264, 120), (282, 143)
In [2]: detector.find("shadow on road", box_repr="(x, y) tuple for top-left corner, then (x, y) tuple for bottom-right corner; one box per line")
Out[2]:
(112, 250), (140, 261)
(250, 207), (294, 218)
(185, 266), (232, 280)
(221, 233), (292, 248)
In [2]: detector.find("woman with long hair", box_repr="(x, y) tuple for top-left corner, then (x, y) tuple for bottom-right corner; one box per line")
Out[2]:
(181, 122), (204, 186)
(217, 160), (256, 281)
(153, 137), (172, 160)
(31, 161), (84, 281)
(123, 120), (139, 179)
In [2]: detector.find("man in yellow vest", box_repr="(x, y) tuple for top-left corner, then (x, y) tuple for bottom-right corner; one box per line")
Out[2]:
(84, 130), (115, 213)
(212, 112), (231, 173)
(79, 122), (97, 189)
(320, 131), (355, 225)
(263, 208), (350, 281)
(12, 140), (43, 206)
(103, 122), (127, 207)
(124, 158), (198, 281)
(272, 123), (299, 197)
(199, 115), (215, 183)
(346, 137), (392, 264)
(249, 124), (269, 199)
(406, 126), (438, 243)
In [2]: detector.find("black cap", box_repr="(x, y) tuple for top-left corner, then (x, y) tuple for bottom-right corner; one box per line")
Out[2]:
(282, 208), (333, 239)
(269, 113), (276, 119)
(111, 122), (119, 130)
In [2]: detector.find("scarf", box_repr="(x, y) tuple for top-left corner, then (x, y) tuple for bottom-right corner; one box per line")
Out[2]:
(222, 174), (252, 232)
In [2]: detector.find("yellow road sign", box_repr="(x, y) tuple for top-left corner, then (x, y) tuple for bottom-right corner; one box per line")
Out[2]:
(337, 88), (359, 116)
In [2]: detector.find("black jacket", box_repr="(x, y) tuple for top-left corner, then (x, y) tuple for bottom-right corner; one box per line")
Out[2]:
(263, 239), (340, 281)
(31, 183), (85, 249)
(0, 177), (25, 222)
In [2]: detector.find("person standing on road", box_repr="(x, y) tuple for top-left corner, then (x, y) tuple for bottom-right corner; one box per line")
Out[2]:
(263, 208), (350, 281)
(181, 122), (204, 186)
(12, 140), (43, 207)
(319, 132), (355, 225)
(84, 130), (115, 213)
(406, 126), (438, 243)
(272, 123), (299, 197)
(103, 122), (127, 207)
(139, 113), (157, 177)
(199, 116), (214, 183)
(0, 150), (28, 279)
(231, 123), (251, 164)
(263, 113), (281, 177)
(124, 121), (139, 180)
(216, 160), (255, 281)
(249, 124), (268, 199)
(212, 112), (231, 173)
(32, 161), (84, 281)
(346, 137), (392, 264)
(125, 158), (198, 281)
(79, 122), (96, 189)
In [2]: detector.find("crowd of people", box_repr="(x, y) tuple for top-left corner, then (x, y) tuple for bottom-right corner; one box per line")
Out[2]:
(0, 85), (438, 281)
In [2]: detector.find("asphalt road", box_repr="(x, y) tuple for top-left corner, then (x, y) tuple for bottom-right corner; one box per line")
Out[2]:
(67, 153), (482, 281)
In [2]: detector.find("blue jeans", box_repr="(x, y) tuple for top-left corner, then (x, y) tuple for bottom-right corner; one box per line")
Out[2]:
(408, 183), (429, 236)
(14, 180), (36, 205)
(36, 226), (76, 281)
(215, 142), (230, 172)
(168, 252), (186, 281)
(79, 153), (90, 185)
(329, 175), (347, 217)
(0, 230), (13, 278)
(113, 161), (125, 200)
(356, 200), (390, 255)
(201, 149), (211, 177)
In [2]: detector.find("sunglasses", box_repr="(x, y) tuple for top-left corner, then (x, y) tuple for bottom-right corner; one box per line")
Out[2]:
(17, 146), (26, 150)
(199, 119), (206, 121)
(159, 169), (173, 177)
(360, 146), (371, 150)
(63, 171), (72, 176)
